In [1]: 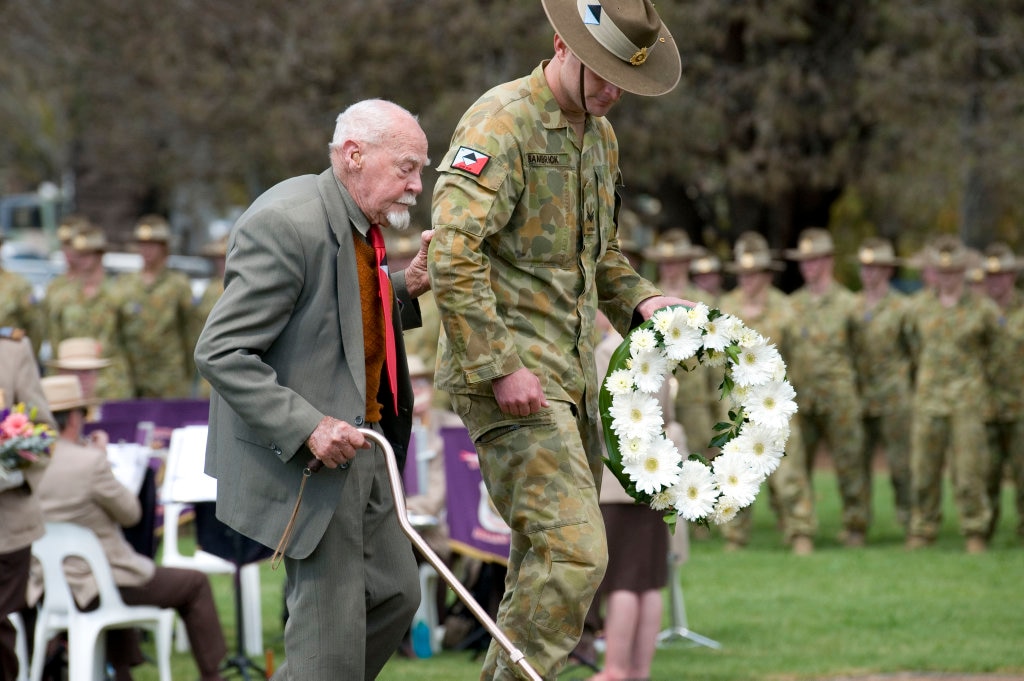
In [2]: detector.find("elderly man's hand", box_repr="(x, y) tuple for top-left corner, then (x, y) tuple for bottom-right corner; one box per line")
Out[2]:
(636, 295), (699, 321)
(306, 416), (369, 469)
(402, 229), (434, 298)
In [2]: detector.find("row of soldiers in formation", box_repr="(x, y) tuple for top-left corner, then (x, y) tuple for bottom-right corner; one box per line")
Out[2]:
(0, 214), (226, 400)
(4, 212), (1021, 554)
(609, 226), (1024, 555)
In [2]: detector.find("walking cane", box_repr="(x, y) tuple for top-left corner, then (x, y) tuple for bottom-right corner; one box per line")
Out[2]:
(312, 429), (543, 681)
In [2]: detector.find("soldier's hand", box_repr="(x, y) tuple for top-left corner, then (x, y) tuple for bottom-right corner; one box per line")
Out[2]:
(403, 229), (435, 298)
(637, 295), (698, 321)
(492, 368), (548, 417)
(306, 416), (369, 469)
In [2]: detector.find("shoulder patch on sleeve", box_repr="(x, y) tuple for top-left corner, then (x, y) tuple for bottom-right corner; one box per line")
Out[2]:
(450, 146), (491, 176)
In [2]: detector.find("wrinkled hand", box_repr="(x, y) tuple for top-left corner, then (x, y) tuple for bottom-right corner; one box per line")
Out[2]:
(636, 295), (699, 321)
(492, 367), (549, 417)
(402, 229), (434, 298)
(306, 416), (369, 469)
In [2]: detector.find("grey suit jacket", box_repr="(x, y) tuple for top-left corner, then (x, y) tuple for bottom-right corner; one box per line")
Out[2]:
(195, 169), (418, 559)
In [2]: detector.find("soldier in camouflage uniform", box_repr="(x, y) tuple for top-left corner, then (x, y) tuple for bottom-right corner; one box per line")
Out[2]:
(690, 246), (723, 299)
(115, 215), (195, 398)
(645, 229), (717, 457)
(0, 232), (44, 360)
(43, 214), (91, 345)
(46, 227), (134, 400)
(851, 237), (914, 532)
(980, 242), (1024, 542)
(905, 236), (998, 553)
(719, 232), (818, 554)
(785, 228), (869, 546)
(192, 235), (228, 398)
(428, 2), (686, 677)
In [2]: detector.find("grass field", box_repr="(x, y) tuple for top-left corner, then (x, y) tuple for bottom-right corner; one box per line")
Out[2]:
(135, 467), (1024, 680)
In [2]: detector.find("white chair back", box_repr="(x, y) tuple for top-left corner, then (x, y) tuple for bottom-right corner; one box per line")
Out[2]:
(30, 522), (174, 681)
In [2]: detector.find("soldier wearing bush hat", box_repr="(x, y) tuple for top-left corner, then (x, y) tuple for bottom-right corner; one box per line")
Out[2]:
(785, 226), (868, 546)
(851, 236), (914, 531)
(114, 214), (194, 398)
(905, 233), (1000, 553)
(429, 1), (689, 677)
(979, 241), (1024, 541)
(719, 231), (818, 555)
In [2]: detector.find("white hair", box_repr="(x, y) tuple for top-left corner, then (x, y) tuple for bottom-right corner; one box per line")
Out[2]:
(328, 99), (418, 152)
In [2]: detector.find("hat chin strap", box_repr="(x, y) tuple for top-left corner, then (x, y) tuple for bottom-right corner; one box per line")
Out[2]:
(579, 63), (589, 116)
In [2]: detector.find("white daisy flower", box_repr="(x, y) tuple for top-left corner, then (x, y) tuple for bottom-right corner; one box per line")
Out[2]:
(608, 392), (663, 442)
(662, 317), (704, 361)
(703, 314), (742, 352)
(670, 460), (718, 521)
(604, 368), (636, 397)
(710, 496), (742, 525)
(702, 349), (728, 368)
(685, 303), (710, 329)
(712, 450), (761, 508)
(619, 435), (651, 465)
(723, 422), (788, 478)
(623, 436), (682, 495)
(731, 341), (784, 387)
(631, 347), (669, 393)
(651, 307), (678, 335)
(650, 489), (675, 511)
(629, 328), (658, 355)
(743, 380), (799, 430)
(736, 327), (765, 348)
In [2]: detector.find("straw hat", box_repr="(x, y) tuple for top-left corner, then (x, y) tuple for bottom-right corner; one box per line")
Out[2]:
(643, 229), (701, 263)
(727, 231), (784, 273)
(46, 337), (111, 371)
(982, 242), (1024, 274)
(133, 214), (172, 243)
(41, 375), (100, 412)
(856, 237), (902, 267)
(689, 247), (722, 275)
(784, 228), (835, 261)
(541, 0), (681, 97)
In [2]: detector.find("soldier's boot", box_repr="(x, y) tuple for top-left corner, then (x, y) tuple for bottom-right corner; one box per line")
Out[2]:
(965, 535), (988, 554)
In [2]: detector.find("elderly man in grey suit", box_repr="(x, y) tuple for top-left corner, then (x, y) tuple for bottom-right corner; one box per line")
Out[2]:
(195, 99), (432, 681)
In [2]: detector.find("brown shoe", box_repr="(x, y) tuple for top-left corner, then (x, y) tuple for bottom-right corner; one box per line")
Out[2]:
(905, 535), (932, 550)
(965, 535), (988, 554)
(791, 535), (814, 556)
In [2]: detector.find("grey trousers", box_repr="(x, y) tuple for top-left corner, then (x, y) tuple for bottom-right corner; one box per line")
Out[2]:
(273, 436), (419, 681)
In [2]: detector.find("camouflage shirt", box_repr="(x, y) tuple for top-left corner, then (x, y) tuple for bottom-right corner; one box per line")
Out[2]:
(785, 281), (860, 408)
(852, 288), (914, 416)
(0, 269), (43, 357)
(986, 290), (1024, 420)
(429, 62), (661, 419)
(906, 289), (999, 416)
(114, 267), (195, 398)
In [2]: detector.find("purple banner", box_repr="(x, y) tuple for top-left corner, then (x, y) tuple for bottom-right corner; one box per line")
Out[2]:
(441, 426), (510, 563)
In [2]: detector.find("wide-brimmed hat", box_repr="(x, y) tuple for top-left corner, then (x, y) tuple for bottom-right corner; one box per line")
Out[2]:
(982, 242), (1024, 274)
(200, 235), (229, 258)
(542, 0), (681, 97)
(56, 214), (93, 245)
(784, 228), (835, 261)
(46, 337), (111, 371)
(727, 231), (784, 273)
(856, 237), (902, 267)
(689, 247), (722, 275)
(133, 215), (172, 244)
(927, 235), (969, 272)
(69, 228), (108, 253)
(41, 374), (101, 412)
(965, 248), (985, 284)
(644, 229), (701, 263)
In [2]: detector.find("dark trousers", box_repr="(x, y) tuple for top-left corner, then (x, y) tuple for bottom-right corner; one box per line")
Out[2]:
(97, 566), (227, 681)
(0, 547), (31, 681)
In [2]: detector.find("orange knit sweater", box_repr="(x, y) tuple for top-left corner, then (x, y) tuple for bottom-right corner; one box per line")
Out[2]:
(353, 229), (388, 423)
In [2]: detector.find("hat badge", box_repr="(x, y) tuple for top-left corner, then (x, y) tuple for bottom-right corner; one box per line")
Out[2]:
(939, 251), (953, 267)
(138, 224), (153, 240)
(987, 255), (1002, 272)
(799, 238), (814, 254)
(861, 248), (875, 264)
(739, 252), (756, 268)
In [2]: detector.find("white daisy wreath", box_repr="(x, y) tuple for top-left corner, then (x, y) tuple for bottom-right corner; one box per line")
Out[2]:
(599, 303), (798, 530)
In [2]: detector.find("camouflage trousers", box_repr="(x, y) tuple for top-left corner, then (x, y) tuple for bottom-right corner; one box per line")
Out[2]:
(450, 394), (607, 681)
(721, 412), (817, 544)
(863, 408), (912, 530)
(985, 420), (1024, 540)
(909, 412), (992, 539)
(799, 396), (869, 534)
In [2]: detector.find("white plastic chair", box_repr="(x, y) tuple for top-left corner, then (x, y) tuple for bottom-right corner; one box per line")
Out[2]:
(30, 522), (174, 681)
(8, 612), (28, 681)
(160, 425), (263, 656)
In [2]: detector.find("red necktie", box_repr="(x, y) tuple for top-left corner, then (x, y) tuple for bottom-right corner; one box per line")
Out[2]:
(368, 225), (399, 414)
